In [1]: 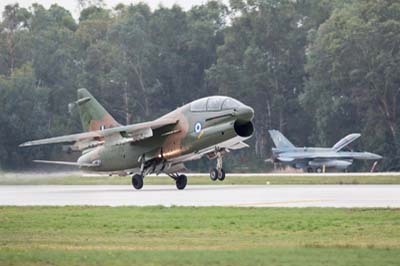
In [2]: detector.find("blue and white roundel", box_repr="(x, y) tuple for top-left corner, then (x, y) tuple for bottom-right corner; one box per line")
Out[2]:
(194, 122), (202, 133)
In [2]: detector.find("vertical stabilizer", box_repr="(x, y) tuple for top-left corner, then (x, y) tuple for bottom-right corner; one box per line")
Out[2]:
(77, 88), (120, 132)
(268, 130), (296, 149)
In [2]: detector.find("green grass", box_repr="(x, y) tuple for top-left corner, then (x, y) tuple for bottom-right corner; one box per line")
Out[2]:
(0, 207), (400, 265)
(1, 173), (400, 185)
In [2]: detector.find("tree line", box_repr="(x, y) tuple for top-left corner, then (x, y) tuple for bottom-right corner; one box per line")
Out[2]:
(0, 0), (399, 172)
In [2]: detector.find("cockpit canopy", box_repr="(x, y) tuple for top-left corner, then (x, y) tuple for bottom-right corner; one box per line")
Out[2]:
(190, 96), (242, 112)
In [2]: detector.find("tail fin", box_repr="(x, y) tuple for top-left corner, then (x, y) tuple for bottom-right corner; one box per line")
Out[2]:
(268, 129), (296, 149)
(77, 88), (120, 132)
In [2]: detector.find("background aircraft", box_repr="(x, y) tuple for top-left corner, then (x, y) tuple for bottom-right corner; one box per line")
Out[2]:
(267, 130), (382, 172)
(20, 89), (254, 190)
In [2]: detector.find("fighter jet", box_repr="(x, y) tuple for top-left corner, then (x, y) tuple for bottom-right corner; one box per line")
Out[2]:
(20, 89), (254, 190)
(267, 130), (382, 172)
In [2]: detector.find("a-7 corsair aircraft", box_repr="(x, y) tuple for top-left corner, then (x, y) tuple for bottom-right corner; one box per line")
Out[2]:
(20, 89), (254, 190)
(267, 130), (382, 172)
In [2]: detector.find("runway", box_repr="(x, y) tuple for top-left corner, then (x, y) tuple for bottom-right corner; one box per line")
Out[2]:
(1, 185), (400, 207)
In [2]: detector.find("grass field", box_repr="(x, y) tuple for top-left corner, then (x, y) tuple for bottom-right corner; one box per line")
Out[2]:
(1, 207), (400, 265)
(1, 172), (400, 185)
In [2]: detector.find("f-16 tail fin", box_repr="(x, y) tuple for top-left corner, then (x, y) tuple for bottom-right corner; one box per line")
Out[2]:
(268, 130), (296, 149)
(332, 133), (361, 151)
(77, 88), (120, 132)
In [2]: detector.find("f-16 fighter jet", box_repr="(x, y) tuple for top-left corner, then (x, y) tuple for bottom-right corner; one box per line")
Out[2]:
(267, 130), (382, 172)
(20, 89), (254, 190)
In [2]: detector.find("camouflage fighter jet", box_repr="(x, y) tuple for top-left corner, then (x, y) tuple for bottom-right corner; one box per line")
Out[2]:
(20, 89), (254, 190)
(267, 130), (382, 172)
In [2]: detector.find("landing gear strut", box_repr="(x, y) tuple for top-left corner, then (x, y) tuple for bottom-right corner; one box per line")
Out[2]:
(132, 155), (146, 190)
(210, 148), (226, 181)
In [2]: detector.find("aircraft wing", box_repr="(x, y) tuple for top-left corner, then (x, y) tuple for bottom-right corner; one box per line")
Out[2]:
(277, 151), (381, 160)
(33, 160), (99, 167)
(19, 119), (178, 147)
(332, 133), (361, 151)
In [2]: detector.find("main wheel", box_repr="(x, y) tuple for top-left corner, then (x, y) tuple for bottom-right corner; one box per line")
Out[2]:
(176, 174), (187, 190)
(210, 168), (219, 181)
(217, 169), (225, 181)
(132, 174), (144, 190)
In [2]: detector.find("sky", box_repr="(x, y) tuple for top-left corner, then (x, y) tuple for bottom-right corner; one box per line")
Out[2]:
(0, 0), (211, 19)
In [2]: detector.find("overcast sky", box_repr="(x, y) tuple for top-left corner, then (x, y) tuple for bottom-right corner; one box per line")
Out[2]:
(1, 0), (212, 19)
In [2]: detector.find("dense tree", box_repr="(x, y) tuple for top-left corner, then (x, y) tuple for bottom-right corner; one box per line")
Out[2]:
(303, 0), (400, 170)
(0, 64), (50, 168)
(207, 0), (310, 158)
(0, 0), (397, 171)
(0, 4), (30, 75)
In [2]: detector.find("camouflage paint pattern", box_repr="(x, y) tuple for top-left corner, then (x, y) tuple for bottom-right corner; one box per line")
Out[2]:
(21, 90), (255, 174)
(77, 89), (120, 132)
(78, 95), (254, 172)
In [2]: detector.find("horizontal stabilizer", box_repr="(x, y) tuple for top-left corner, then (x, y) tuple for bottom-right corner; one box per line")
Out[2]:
(33, 160), (97, 167)
(332, 133), (361, 151)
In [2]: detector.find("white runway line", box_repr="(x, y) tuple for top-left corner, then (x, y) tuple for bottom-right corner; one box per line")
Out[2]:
(0, 185), (400, 207)
(83, 172), (400, 177)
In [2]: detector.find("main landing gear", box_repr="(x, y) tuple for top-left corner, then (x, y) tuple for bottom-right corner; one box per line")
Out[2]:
(132, 174), (144, 190)
(132, 157), (187, 190)
(131, 173), (188, 190)
(209, 148), (226, 181)
(169, 173), (188, 190)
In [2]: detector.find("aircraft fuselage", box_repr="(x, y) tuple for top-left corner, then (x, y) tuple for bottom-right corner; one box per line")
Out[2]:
(78, 99), (254, 172)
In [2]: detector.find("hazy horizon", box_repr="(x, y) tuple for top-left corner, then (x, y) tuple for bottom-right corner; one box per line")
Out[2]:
(0, 0), (212, 19)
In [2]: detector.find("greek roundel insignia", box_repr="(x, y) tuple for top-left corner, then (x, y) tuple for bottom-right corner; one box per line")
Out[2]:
(194, 122), (202, 133)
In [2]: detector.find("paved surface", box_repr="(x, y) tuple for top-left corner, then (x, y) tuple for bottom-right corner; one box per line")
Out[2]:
(1, 185), (400, 207)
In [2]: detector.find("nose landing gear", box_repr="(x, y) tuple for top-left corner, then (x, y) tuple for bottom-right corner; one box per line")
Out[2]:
(209, 148), (226, 181)
(210, 168), (225, 181)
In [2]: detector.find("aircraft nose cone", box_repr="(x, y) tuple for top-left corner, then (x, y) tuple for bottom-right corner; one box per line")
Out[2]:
(236, 105), (254, 122)
(371, 153), (383, 160)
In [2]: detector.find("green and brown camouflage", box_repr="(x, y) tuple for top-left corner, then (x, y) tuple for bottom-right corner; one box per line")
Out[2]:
(77, 89), (120, 132)
(20, 89), (254, 189)
(77, 96), (254, 172)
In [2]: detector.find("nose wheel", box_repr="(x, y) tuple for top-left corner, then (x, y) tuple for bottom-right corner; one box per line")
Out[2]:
(209, 148), (226, 181)
(210, 168), (225, 181)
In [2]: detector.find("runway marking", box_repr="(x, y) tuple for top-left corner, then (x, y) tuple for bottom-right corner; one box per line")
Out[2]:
(1, 185), (400, 207)
(233, 199), (332, 207)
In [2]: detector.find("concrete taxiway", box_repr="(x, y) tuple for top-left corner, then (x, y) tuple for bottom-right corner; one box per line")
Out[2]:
(0, 185), (399, 207)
